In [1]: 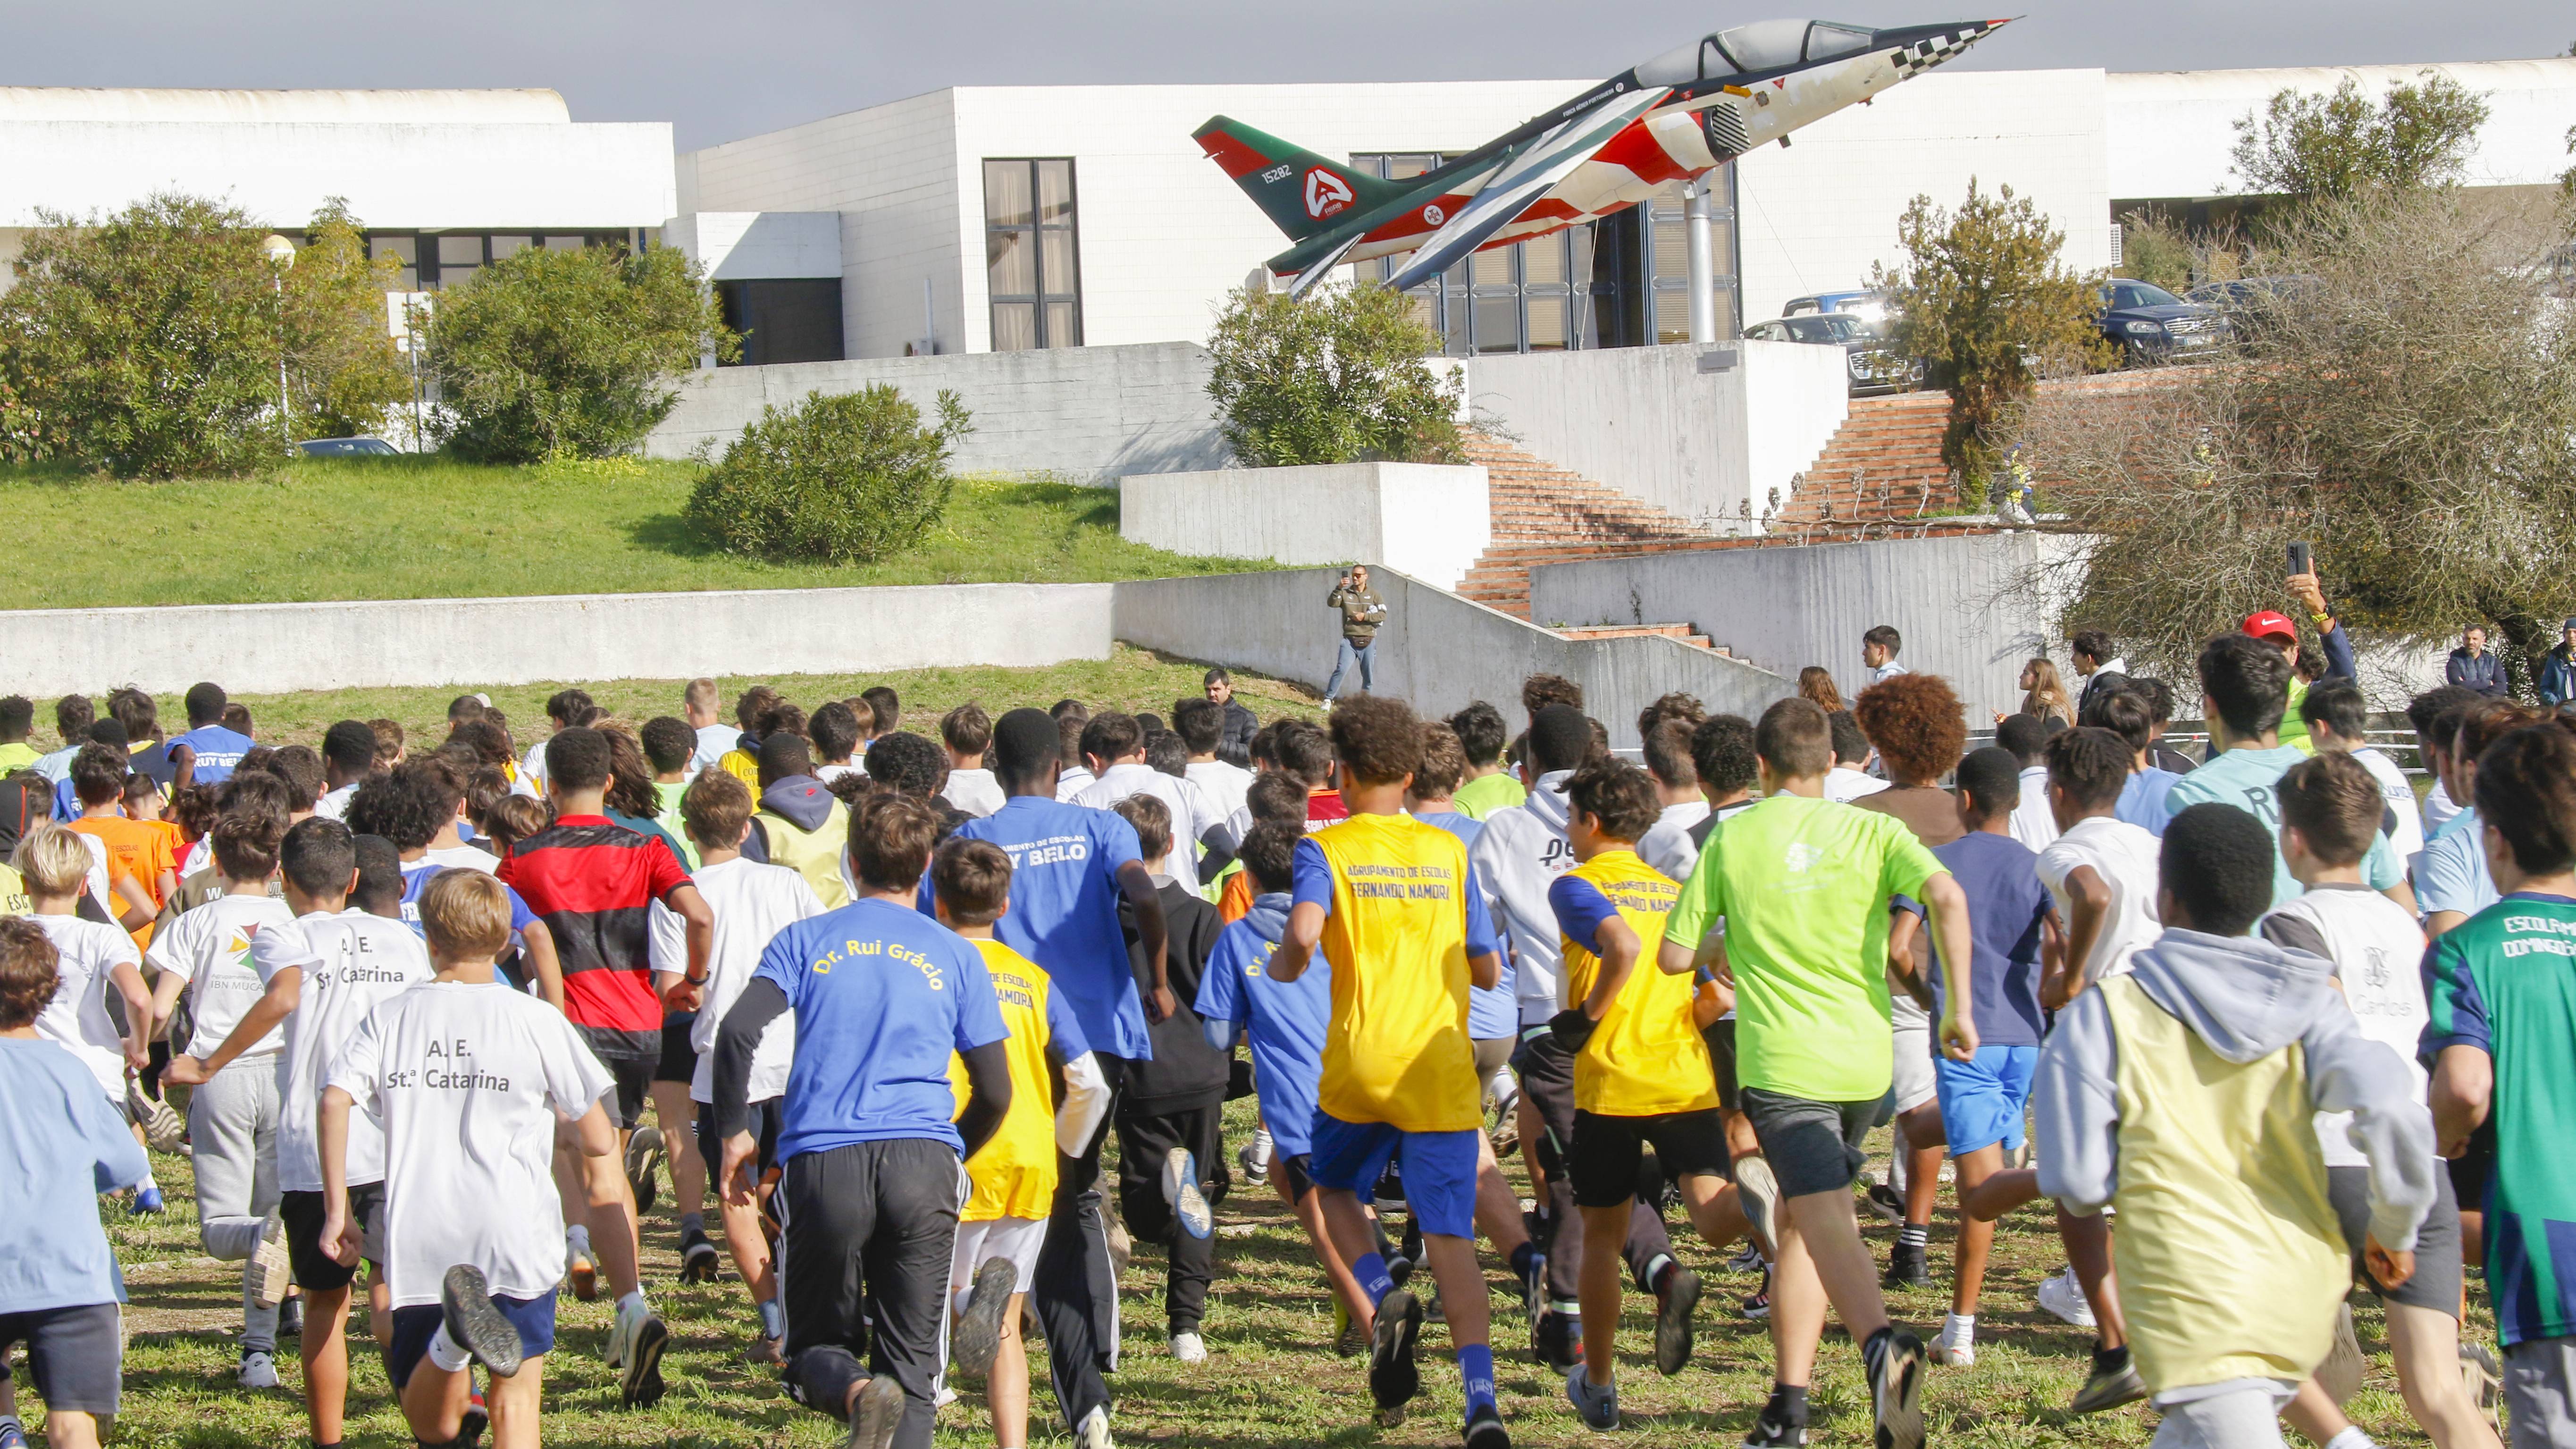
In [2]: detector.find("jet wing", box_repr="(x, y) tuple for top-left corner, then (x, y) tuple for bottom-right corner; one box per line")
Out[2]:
(1383, 84), (1670, 294)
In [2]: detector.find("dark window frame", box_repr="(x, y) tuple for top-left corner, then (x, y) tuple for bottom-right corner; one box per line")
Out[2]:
(982, 158), (1084, 351)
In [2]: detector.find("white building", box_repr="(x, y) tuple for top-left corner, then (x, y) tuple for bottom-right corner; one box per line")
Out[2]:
(671, 57), (2576, 365)
(0, 86), (674, 292)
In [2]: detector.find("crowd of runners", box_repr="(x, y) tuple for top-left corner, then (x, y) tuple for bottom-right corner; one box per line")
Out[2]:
(0, 595), (2571, 1449)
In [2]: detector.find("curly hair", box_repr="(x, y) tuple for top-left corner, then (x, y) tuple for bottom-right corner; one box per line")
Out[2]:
(0, 917), (61, 1031)
(1852, 673), (1966, 786)
(1329, 696), (1423, 787)
(1564, 758), (1661, 843)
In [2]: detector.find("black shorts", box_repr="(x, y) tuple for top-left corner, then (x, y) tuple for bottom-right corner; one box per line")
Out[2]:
(572, 1024), (657, 1130)
(1567, 1108), (1731, 1209)
(1703, 1017), (1739, 1112)
(1275, 1152), (1315, 1203)
(697, 1097), (784, 1200)
(279, 1183), (385, 1292)
(1510, 1028), (1577, 1174)
(2448, 1119), (2493, 1216)
(387, 1291), (556, 1390)
(2330, 1164), (2466, 1316)
(656, 1011), (699, 1085)
(0, 1303), (122, 1415)
(1741, 1088), (1877, 1198)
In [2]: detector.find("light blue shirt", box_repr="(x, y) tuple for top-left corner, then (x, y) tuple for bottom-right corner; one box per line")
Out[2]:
(2165, 744), (2401, 909)
(2114, 767), (2183, 836)
(0, 1038), (150, 1311)
(2416, 808), (2498, 918)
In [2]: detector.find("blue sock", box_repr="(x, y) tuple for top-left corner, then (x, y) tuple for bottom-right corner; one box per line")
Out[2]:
(1353, 1252), (1395, 1309)
(1458, 1343), (1497, 1418)
(1509, 1241), (1539, 1280)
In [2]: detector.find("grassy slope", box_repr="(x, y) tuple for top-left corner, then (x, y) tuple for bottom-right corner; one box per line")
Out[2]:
(0, 457), (1268, 610)
(92, 1106), (2463, 1449)
(222, 648), (1323, 750)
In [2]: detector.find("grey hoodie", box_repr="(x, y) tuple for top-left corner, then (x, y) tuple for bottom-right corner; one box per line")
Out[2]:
(2034, 927), (2437, 1252)
(1467, 768), (1573, 1019)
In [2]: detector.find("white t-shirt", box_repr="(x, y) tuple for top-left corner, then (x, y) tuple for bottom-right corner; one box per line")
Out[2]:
(179, 835), (212, 883)
(510, 739), (551, 800)
(943, 767), (1007, 819)
(2349, 747), (2425, 869)
(1637, 799), (1712, 883)
(30, 914), (140, 1098)
(2261, 884), (2432, 1169)
(2009, 764), (2062, 853)
(327, 980), (613, 1307)
(146, 893), (296, 1059)
(1183, 760), (1254, 830)
(73, 834), (118, 926)
(315, 784), (358, 823)
(1822, 767), (1888, 804)
(647, 855), (824, 1103)
(815, 762), (865, 786)
(2420, 776), (2462, 841)
(420, 845), (499, 875)
(691, 724), (742, 780)
(256, 909), (435, 1192)
(2035, 814), (2162, 987)
(1055, 765), (1096, 802)
(1073, 762), (1236, 892)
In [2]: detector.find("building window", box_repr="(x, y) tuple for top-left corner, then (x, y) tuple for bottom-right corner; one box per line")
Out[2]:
(365, 231), (633, 291)
(983, 159), (1082, 351)
(1639, 172), (1740, 343)
(717, 279), (846, 366)
(1344, 154), (1622, 355)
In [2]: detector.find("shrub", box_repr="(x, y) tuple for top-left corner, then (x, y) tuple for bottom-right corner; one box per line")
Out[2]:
(1204, 282), (1461, 467)
(0, 194), (405, 477)
(684, 386), (973, 564)
(429, 243), (731, 463)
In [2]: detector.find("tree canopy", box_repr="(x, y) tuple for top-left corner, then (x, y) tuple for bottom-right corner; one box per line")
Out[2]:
(1204, 282), (1461, 468)
(2229, 72), (2489, 202)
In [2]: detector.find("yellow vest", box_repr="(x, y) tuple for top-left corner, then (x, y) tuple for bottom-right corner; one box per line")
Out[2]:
(760, 801), (851, 910)
(950, 940), (1060, 1222)
(2102, 974), (2346, 1392)
(1557, 851), (1713, 1117)
(1310, 814), (1481, 1133)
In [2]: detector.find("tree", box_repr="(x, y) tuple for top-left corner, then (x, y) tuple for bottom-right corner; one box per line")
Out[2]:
(429, 242), (732, 463)
(2229, 72), (2489, 202)
(1872, 181), (2106, 497)
(1203, 281), (1461, 468)
(684, 386), (972, 564)
(2013, 187), (2576, 691)
(286, 199), (410, 440)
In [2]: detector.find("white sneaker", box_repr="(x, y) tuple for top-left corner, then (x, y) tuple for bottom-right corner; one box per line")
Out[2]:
(1237, 1126), (1274, 1181)
(237, 1349), (280, 1389)
(2035, 1267), (2097, 1329)
(1170, 1330), (1207, 1364)
(1075, 1403), (1115, 1449)
(1930, 1313), (1975, 1366)
(247, 1211), (293, 1309)
(1163, 1146), (1212, 1239)
(605, 1296), (637, 1368)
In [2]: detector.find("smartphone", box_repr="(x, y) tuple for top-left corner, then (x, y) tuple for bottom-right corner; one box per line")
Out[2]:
(2287, 541), (2312, 577)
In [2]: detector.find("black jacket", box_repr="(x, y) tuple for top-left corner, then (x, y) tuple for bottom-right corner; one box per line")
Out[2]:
(1119, 879), (1230, 1114)
(1217, 699), (1259, 768)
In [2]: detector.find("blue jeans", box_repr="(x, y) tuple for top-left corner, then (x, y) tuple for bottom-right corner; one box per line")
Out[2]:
(1325, 637), (1375, 700)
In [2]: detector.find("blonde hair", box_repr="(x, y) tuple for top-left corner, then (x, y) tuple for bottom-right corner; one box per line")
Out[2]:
(2022, 657), (2075, 725)
(684, 678), (722, 714)
(420, 868), (513, 962)
(12, 823), (94, 899)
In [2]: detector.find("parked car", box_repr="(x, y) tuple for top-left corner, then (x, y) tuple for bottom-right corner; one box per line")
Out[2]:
(295, 436), (399, 456)
(2184, 274), (2323, 343)
(1780, 288), (1898, 335)
(1744, 312), (1926, 396)
(2093, 278), (2228, 364)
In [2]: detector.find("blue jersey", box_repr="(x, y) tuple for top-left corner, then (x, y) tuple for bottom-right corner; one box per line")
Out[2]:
(398, 862), (539, 953)
(171, 725), (256, 785)
(756, 896), (1007, 1162)
(1417, 809), (1517, 1040)
(926, 795), (1150, 1061)
(1194, 897), (1333, 1156)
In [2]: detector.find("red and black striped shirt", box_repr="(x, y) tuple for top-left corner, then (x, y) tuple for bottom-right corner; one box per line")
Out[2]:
(498, 815), (690, 1055)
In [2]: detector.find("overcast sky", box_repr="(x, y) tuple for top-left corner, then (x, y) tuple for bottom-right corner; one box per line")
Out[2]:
(7, 1), (2570, 151)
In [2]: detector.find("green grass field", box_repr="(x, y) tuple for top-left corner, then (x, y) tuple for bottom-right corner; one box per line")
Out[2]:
(0, 457), (1267, 611)
(77, 1102), (2469, 1449)
(209, 648), (1322, 754)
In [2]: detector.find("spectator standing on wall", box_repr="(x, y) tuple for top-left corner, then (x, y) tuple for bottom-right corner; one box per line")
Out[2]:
(1202, 668), (1259, 767)
(2540, 619), (2576, 708)
(1323, 566), (1386, 703)
(2445, 625), (2509, 697)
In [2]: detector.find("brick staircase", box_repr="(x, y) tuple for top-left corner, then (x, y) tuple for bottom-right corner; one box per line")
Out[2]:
(1772, 392), (1956, 525)
(1559, 622), (1721, 651)
(1455, 434), (1716, 618)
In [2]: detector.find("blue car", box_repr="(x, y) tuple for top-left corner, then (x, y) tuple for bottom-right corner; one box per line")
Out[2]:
(295, 437), (399, 456)
(2093, 278), (2227, 365)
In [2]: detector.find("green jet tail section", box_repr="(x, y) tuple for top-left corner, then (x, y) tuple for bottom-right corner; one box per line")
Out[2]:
(1192, 115), (1412, 244)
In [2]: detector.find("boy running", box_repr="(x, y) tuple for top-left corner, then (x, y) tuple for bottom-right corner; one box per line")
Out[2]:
(168, 682), (256, 789)
(1656, 697), (1974, 1449)
(165, 817), (436, 1449)
(1268, 696), (1513, 1449)
(319, 868), (619, 1449)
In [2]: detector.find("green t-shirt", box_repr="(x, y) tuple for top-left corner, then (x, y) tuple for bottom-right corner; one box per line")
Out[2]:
(2163, 744), (2400, 909)
(0, 741), (37, 775)
(1452, 771), (1527, 821)
(2422, 892), (2576, 1347)
(1664, 792), (1943, 1102)
(653, 781), (700, 870)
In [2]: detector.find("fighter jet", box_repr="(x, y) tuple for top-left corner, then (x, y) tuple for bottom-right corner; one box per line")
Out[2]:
(1196, 17), (2008, 295)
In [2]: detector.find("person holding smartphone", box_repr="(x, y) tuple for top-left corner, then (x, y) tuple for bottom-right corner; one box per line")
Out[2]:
(1324, 566), (1388, 703)
(2248, 542), (2357, 756)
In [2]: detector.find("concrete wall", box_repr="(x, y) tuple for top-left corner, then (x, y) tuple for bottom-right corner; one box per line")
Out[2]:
(1465, 340), (1848, 529)
(1527, 532), (2082, 724)
(1118, 463), (1490, 590)
(645, 339), (1226, 480)
(5, 584), (1112, 698)
(1113, 567), (1790, 749)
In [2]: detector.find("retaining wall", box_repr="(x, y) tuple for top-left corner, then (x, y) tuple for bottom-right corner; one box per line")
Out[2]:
(1117, 464), (1491, 591)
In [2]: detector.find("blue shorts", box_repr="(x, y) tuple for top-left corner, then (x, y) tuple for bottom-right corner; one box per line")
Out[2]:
(1934, 1045), (2038, 1156)
(386, 1289), (558, 1389)
(1306, 1113), (1479, 1238)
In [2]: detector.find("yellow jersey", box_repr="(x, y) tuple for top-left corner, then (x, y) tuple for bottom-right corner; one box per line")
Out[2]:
(0, 862), (27, 916)
(949, 938), (1063, 1222)
(1298, 813), (1500, 1133)
(1551, 849), (1713, 1117)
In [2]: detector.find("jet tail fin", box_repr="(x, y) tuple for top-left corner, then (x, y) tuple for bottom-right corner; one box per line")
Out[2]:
(1194, 116), (1407, 244)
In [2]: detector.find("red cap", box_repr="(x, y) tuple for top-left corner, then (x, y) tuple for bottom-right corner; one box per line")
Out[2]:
(2242, 609), (2298, 642)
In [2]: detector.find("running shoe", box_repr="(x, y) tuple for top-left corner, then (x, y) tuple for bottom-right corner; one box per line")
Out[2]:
(1565, 1363), (1619, 1431)
(1653, 1263), (1703, 1375)
(1369, 1288), (1424, 1425)
(1170, 1330), (1207, 1364)
(1863, 1325), (1926, 1449)
(611, 1297), (669, 1407)
(1929, 1312), (1974, 1367)
(1162, 1146), (1212, 1239)
(1743, 1409), (1810, 1446)
(952, 1257), (1016, 1377)
(1334, 1297), (1366, 1358)
(237, 1348), (280, 1389)
(442, 1264), (526, 1378)
(2034, 1266), (2097, 1329)
(1464, 1401), (1512, 1449)
(1883, 1241), (1930, 1289)
(847, 1375), (906, 1449)
(461, 1385), (489, 1445)
(128, 1080), (187, 1153)
(131, 1185), (166, 1215)
(567, 1241), (598, 1303)
(625, 1126), (664, 1216)
(2461, 1341), (2504, 1437)
(2070, 1346), (2148, 1415)
(1074, 1403), (1114, 1449)
(680, 1223), (722, 1284)
(1237, 1126), (1274, 1182)
(1735, 1156), (1781, 1253)
(1534, 1308), (1581, 1372)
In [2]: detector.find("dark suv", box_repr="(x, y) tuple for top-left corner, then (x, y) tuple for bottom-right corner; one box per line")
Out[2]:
(2093, 278), (2227, 365)
(1744, 312), (1925, 396)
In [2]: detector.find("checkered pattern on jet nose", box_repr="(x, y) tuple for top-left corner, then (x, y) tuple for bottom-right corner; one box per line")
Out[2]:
(1890, 29), (1980, 78)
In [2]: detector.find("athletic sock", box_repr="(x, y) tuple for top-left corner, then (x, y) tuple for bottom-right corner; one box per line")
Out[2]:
(1456, 1343), (1497, 1419)
(756, 1297), (786, 1340)
(1507, 1241), (1539, 1282)
(426, 1322), (474, 1373)
(616, 1289), (648, 1317)
(139, 1168), (159, 1193)
(1897, 1223), (1929, 1251)
(680, 1211), (705, 1237)
(2324, 1428), (2378, 1449)
(1641, 1252), (1675, 1295)
(566, 1224), (593, 1261)
(1765, 1383), (1810, 1427)
(1352, 1252), (1396, 1310)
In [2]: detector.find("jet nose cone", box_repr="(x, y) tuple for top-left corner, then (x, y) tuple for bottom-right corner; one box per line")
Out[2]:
(1877, 17), (2008, 77)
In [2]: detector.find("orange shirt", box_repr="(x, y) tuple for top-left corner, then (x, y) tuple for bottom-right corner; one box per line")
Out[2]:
(68, 815), (177, 948)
